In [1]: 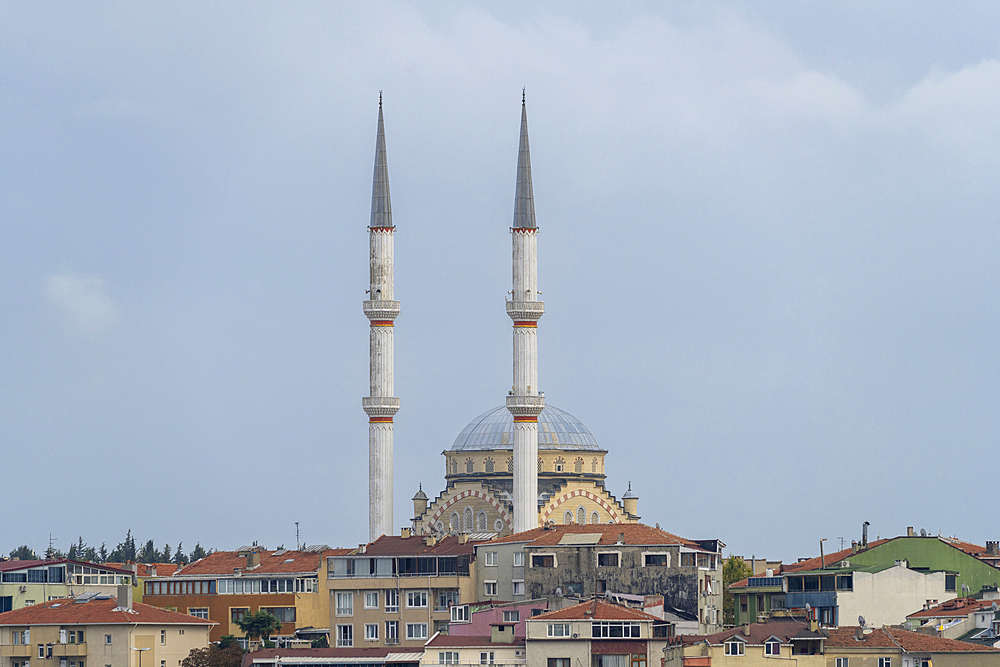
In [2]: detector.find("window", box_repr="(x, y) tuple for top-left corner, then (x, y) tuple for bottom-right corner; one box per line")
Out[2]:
(484, 458), (495, 473)
(591, 512), (600, 525)
(836, 659), (849, 667)
(577, 507), (586, 524)
(945, 575), (957, 592)
(537, 457), (542, 472)
(385, 589), (399, 613)
(336, 624), (353, 648)
(681, 553), (696, 567)
(406, 623), (427, 640)
(574, 458), (583, 473)
(189, 608), (209, 619)
(597, 553), (620, 567)
(105, 635), (112, 645)
(596, 579), (607, 594)
(879, 660), (891, 667)
(725, 641), (745, 656)
(765, 641), (780, 656)
(262, 607), (295, 623)
(836, 575), (853, 591)
(451, 458), (457, 474)
(386, 621), (399, 644)
(364, 591), (378, 609)
(547, 623), (571, 637)
(39, 645), (45, 659)
(230, 608), (248, 623)
(513, 581), (525, 596)
(485, 551), (498, 566)
(592, 622), (640, 638)
(450, 512), (460, 531)
(513, 552), (524, 567)
(336, 592), (353, 616)
(438, 652), (459, 665)
(407, 591), (427, 608)
(532, 554), (554, 568)
(364, 624), (378, 641)
(480, 652), (495, 664)
(466, 458), (474, 473)
(555, 457), (565, 472)
(161, 662), (165, 667)
(451, 605), (470, 622)
(160, 630), (166, 645)
(548, 659), (571, 667)
(478, 512), (488, 531)
(644, 553), (669, 567)
(503, 610), (519, 622)
(484, 581), (498, 596)
(507, 457), (513, 473)
(464, 507), (473, 532)
(563, 511), (573, 524)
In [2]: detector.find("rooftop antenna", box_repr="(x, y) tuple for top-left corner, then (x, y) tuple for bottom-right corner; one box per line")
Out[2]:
(295, 522), (301, 551)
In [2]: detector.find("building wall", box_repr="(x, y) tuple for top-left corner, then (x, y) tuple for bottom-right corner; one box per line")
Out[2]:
(142, 593), (299, 642)
(419, 644), (523, 666)
(448, 600), (548, 637)
(848, 539), (1000, 596)
(665, 644), (826, 667)
(525, 638), (590, 667)
(475, 543), (526, 603)
(837, 566), (948, 627)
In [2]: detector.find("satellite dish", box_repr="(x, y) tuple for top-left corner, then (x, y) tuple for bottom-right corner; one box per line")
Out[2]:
(962, 584), (971, 593)
(920, 529), (927, 537)
(555, 587), (563, 597)
(992, 602), (998, 612)
(859, 616), (866, 628)
(805, 603), (811, 612)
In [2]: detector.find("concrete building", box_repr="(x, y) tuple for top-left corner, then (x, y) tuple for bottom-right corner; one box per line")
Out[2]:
(906, 593), (1000, 646)
(326, 534), (490, 650)
(421, 628), (525, 666)
(0, 560), (135, 613)
(486, 523), (724, 634)
(141, 546), (336, 645)
(240, 647), (422, 667)
(447, 600), (549, 640)
(0, 589), (213, 667)
(730, 532), (1000, 627)
(526, 599), (672, 667)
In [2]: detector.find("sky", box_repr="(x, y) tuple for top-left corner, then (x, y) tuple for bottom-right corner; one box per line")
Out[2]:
(2, 1), (999, 562)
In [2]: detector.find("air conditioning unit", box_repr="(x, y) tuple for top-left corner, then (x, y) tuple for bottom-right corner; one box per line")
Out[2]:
(19, 586), (27, 593)
(840, 561), (850, 568)
(572, 633), (579, 639)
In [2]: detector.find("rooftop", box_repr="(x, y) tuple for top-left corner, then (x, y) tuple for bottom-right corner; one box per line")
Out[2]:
(170, 549), (336, 577)
(687, 618), (816, 645)
(426, 634), (525, 648)
(491, 523), (702, 549)
(450, 404), (603, 452)
(355, 534), (490, 557)
(241, 647), (423, 667)
(824, 626), (1000, 652)
(0, 559), (130, 574)
(533, 599), (664, 622)
(908, 596), (1000, 619)
(0, 596), (215, 626)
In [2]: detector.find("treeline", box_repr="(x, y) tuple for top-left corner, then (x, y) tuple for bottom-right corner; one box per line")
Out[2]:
(7, 531), (213, 566)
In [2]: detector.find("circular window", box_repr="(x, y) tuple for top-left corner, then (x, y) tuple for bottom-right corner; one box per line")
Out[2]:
(494, 519), (505, 532)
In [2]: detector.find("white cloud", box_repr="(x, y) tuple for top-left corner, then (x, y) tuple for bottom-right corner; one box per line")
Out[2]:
(46, 273), (120, 335)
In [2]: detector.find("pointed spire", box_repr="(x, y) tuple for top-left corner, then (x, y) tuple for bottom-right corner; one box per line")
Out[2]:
(513, 91), (536, 229)
(370, 95), (393, 229)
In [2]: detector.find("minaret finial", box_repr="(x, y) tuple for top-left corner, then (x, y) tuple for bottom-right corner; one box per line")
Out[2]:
(522, 88), (525, 105)
(379, 90), (382, 108)
(513, 96), (536, 229)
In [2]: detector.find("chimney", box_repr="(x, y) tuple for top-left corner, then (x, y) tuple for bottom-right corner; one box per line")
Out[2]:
(907, 527), (915, 537)
(851, 541), (858, 554)
(401, 528), (412, 539)
(458, 533), (469, 544)
(423, 534), (437, 547)
(987, 541), (999, 556)
(862, 521), (870, 548)
(149, 565), (157, 578)
(808, 618), (818, 632)
(247, 551), (260, 569)
(117, 584), (132, 611)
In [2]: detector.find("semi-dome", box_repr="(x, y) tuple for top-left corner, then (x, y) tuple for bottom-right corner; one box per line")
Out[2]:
(451, 405), (602, 452)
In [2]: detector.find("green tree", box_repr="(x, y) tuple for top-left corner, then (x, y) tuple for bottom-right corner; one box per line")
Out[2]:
(180, 644), (243, 667)
(98, 543), (108, 563)
(190, 543), (208, 562)
(236, 610), (282, 644)
(161, 544), (172, 563)
(9, 545), (38, 560)
(216, 636), (239, 650)
(174, 543), (188, 566)
(723, 555), (754, 626)
(139, 540), (157, 563)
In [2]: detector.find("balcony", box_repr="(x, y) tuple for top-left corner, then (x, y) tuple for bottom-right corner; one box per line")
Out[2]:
(1, 645), (33, 658)
(784, 592), (837, 609)
(53, 643), (88, 657)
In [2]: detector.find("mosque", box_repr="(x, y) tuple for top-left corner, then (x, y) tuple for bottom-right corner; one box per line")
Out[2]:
(363, 95), (639, 541)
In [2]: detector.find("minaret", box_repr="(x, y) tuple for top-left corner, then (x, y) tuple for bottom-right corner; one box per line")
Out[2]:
(363, 95), (400, 541)
(506, 92), (545, 534)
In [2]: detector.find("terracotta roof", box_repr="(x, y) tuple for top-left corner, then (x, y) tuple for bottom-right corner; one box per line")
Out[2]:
(0, 559), (130, 574)
(241, 647), (423, 667)
(104, 563), (179, 577)
(491, 523), (701, 548)
(171, 549), (328, 576)
(825, 627), (1000, 652)
(358, 535), (490, 556)
(907, 596), (998, 619)
(686, 619), (815, 645)
(0, 597), (215, 626)
(729, 541), (893, 589)
(427, 634), (525, 647)
(533, 599), (663, 622)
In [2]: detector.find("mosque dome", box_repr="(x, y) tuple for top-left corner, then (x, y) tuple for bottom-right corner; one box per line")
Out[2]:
(450, 405), (602, 452)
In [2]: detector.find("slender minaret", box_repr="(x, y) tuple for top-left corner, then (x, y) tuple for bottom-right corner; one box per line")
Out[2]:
(506, 92), (545, 534)
(363, 95), (400, 541)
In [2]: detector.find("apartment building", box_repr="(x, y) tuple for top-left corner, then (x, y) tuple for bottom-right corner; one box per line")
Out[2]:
(0, 561), (135, 613)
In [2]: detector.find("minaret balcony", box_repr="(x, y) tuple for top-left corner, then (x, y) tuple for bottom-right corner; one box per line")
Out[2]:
(363, 396), (400, 416)
(363, 300), (400, 320)
(506, 395), (545, 416)
(506, 300), (544, 321)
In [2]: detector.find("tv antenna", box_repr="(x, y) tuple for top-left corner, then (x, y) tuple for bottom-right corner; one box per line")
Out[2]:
(295, 522), (301, 550)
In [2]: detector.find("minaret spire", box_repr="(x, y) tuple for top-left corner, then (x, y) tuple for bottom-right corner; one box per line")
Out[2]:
(363, 96), (400, 541)
(506, 93), (544, 534)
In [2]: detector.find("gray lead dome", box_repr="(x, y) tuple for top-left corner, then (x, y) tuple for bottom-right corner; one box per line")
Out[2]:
(451, 405), (601, 452)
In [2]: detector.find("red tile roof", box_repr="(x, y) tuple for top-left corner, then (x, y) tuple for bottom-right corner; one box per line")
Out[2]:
(729, 541), (892, 589)
(241, 647), (423, 667)
(825, 627), (1000, 652)
(0, 597), (216, 626)
(426, 634), (525, 647)
(533, 599), (663, 622)
(907, 596), (998, 619)
(104, 563), (179, 577)
(491, 523), (701, 548)
(171, 550), (330, 576)
(359, 535), (489, 556)
(688, 619), (815, 645)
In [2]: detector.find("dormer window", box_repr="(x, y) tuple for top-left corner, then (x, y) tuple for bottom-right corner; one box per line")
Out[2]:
(725, 640), (746, 656)
(765, 640), (780, 656)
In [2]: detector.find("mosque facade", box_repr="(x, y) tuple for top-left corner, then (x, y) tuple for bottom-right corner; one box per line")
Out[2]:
(365, 95), (639, 541)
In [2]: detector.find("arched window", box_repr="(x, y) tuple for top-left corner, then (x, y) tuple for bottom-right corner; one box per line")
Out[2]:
(484, 458), (495, 473)
(465, 458), (474, 474)
(450, 512), (460, 531)
(591, 512), (600, 525)
(537, 457), (542, 473)
(451, 458), (458, 475)
(554, 457), (565, 473)
(507, 457), (514, 473)
(592, 458), (598, 473)
(478, 511), (488, 531)
(577, 507), (586, 525)
(574, 458), (583, 473)
(463, 507), (474, 532)
(563, 510), (574, 525)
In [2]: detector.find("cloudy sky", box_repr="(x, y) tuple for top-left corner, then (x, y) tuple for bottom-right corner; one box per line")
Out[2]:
(3, 1), (999, 561)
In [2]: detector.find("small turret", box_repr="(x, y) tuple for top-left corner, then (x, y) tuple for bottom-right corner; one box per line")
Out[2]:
(623, 482), (639, 519)
(412, 484), (428, 519)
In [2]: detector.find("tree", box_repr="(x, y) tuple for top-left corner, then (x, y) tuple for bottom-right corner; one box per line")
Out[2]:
(9, 545), (38, 560)
(723, 555), (754, 626)
(236, 610), (282, 643)
(190, 543), (207, 562)
(174, 543), (188, 566)
(311, 636), (329, 648)
(109, 531), (137, 563)
(139, 540), (157, 563)
(83, 546), (98, 562)
(98, 543), (108, 563)
(161, 544), (172, 563)
(180, 645), (243, 667)
(217, 636), (239, 650)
